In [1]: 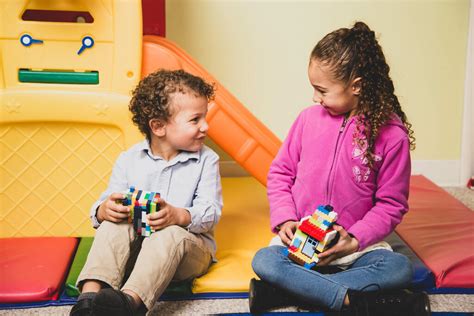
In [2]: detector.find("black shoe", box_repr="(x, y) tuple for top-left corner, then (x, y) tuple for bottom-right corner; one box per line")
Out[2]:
(92, 288), (139, 316)
(248, 278), (323, 314)
(69, 297), (93, 316)
(347, 289), (431, 316)
(249, 278), (293, 314)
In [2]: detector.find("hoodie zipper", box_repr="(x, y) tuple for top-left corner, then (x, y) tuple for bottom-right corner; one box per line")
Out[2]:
(326, 115), (349, 204)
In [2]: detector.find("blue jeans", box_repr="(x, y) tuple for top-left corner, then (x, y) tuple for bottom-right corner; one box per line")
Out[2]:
(252, 246), (412, 311)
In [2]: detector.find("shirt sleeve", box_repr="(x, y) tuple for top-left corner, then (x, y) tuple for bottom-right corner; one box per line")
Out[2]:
(267, 111), (305, 233)
(89, 152), (129, 228)
(185, 151), (223, 234)
(347, 136), (411, 250)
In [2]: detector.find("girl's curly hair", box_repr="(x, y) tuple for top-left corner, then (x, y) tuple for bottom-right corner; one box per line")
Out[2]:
(129, 69), (215, 141)
(311, 21), (415, 167)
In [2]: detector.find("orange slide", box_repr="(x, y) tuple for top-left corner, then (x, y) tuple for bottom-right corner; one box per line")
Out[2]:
(141, 36), (282, 186)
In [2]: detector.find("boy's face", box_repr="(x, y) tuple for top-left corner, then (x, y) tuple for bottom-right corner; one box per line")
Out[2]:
(161, 92), (209, 154)
(308, 59), (360, 117)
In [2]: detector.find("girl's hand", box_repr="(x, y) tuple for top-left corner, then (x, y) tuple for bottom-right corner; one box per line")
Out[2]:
(278, 220), (298, 246)
(147, 198), (191, 231)
(97, 193), (130, 223)
(317, 225), (359, 266)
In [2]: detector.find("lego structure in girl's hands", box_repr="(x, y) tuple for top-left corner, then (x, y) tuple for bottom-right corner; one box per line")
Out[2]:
(285, 205), (339, 269)
(118, 187), (160, 237)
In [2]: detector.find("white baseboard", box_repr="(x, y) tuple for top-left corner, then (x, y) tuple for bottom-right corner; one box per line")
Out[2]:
(412, 160), (463, 187)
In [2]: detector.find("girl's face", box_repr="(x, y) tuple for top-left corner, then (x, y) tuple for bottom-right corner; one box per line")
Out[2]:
(308, 59), (360, 117)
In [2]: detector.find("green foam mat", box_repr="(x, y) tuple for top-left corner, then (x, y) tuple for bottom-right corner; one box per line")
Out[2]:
(64, 237), (192, 298)
(65, 237), (94, 297)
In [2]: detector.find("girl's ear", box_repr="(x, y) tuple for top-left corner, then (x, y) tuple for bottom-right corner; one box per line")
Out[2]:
(352, 77), (362, 96)
(149, 119), (166, 137)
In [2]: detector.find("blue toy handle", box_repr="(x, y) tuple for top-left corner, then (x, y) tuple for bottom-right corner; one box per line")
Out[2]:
(77, 36), (94, 55)
(20, 34), (43, 47)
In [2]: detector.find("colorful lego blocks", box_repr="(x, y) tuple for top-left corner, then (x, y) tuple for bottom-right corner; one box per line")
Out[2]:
(118, 187), (160, 237)
(285, 205), (338, 269)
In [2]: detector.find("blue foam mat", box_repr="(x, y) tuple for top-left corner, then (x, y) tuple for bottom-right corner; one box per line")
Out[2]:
(0, 290), (249, 310)
(2, 291), (473, 315)
(427, 288), (474, 295)
(221, 312), (472, 316)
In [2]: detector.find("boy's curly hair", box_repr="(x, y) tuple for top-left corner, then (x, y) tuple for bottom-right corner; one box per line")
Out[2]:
(129, 69), (215, 141)
(311, 21), (415, 167)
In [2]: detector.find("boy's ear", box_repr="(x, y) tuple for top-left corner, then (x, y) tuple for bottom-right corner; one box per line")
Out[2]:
(149, 119), (166, 137)
(352, 77), (362, 96)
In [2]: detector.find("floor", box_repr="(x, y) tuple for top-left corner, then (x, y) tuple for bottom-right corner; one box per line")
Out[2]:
(1, 186), (473, 315)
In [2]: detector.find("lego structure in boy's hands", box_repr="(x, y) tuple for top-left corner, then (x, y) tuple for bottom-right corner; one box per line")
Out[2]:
(284, 205), (339, 270)
(118, 187), (160, 237)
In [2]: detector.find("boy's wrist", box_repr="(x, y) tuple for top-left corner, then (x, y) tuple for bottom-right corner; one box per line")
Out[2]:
(95, 205), (104, 223)
(178, 208), (191, 227)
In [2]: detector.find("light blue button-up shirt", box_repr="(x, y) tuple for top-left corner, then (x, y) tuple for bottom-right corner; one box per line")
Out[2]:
(90, 140), (223, 257)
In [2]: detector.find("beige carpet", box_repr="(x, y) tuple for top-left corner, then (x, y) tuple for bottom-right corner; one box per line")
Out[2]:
(1, 186), (473, 315)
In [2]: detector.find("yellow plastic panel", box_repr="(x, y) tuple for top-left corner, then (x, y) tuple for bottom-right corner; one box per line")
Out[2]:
(0, 0), (142, 94)
(3, 40), (114, 87)
(0, 91), (143, 237)
(193, 177), (274, 293)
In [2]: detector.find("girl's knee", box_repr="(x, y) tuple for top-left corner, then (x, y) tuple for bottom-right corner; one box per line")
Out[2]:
(394, 253), (413, 283)
(252, 248), (267, 274)
(252, 246), (283, 276)
(383, 252), (412, 286)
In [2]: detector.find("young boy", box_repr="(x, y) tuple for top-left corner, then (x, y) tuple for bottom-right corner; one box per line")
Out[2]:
(70, 69), (223, 316)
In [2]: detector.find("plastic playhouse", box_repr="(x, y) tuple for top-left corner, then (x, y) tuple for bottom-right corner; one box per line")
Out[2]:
(1, 0), (473, 310)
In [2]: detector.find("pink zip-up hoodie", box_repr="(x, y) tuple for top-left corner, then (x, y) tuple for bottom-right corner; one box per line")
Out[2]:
(268, 105), (411, 250)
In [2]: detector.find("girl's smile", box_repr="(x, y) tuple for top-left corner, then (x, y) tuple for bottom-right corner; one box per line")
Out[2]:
(308, 59), (360, 117)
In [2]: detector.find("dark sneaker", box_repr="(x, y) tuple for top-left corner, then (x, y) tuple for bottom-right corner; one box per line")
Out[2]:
(92, 288), (141, 316)
(69, 297), (93, 316)
(249, 278), (293, 314)
(248, 278), (322, 314)
(347, 289), (431, 316)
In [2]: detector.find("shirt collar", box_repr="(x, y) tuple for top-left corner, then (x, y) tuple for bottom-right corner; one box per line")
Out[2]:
(139, 140), (201, 164)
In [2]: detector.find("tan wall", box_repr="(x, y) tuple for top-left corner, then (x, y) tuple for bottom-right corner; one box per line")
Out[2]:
(167, 0), (470, 163)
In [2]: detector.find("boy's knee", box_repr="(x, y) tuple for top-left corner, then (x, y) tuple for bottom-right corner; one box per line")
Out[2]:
(97, 220), (127, 236)
(151, 225), (188, 245)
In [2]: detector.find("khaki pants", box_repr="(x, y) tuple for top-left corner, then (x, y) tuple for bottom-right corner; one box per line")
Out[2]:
(77, 221), (212, 309)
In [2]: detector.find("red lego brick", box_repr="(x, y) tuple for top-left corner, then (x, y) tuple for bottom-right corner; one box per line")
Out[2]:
(299, 219), (327, 241)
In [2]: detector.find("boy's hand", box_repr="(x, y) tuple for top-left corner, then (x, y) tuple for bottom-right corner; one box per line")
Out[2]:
(278, 220), (298, 246)
(147, 198), (191, 231)
(97, 193), (130, 223)
(316, 225), (359, 266)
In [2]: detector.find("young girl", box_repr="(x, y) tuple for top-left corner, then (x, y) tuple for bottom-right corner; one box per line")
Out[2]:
(70, 70), (222, 316)
(251, 22), (430, 314)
